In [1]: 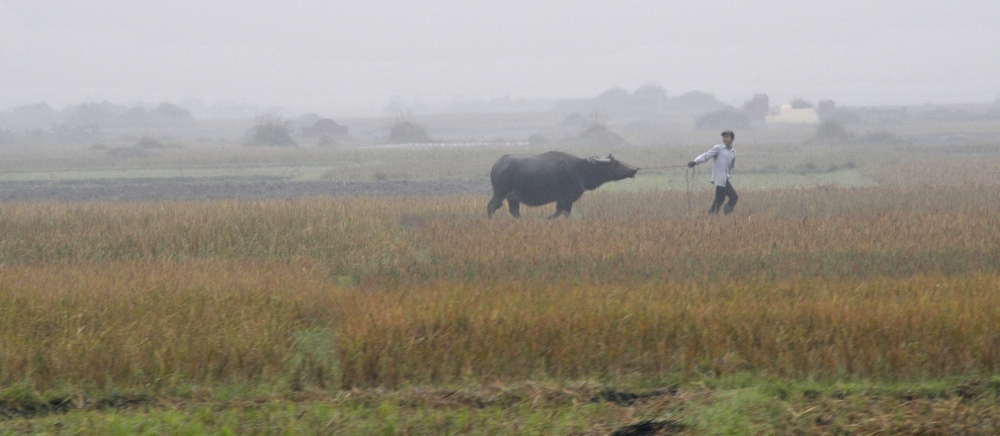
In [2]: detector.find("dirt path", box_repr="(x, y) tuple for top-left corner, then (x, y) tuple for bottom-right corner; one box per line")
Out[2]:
(0, 177), (492, 204)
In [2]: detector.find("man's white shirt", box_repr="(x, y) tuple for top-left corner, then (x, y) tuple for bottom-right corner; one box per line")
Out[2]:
(693, 144), (736, 186)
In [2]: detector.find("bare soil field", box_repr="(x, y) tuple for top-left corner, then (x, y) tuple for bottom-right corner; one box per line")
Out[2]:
(0, 176), (491, 203)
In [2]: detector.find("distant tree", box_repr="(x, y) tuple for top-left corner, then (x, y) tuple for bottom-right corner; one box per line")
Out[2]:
(106, 147), (151, 158)
(384, 96), (414, 124)
(859, 131), (906, 144)
(65, 101), (126, 124)
(663, 91), (730, 112)
(527, 134), (549, 145)
(135, 135), (167, 148)
(2, 102), (62, 128)
(633, 83), (668, 105)
(387, 121), (430, 144)
(243, 114), (297, 147)
(593, 87), (630, 104)
(151, 103), (191, 118)
(823, 108), (862, 125)
(51, 122), (103, 143)
(576, 124), (630, 147)
(559, 113), (588, 128)
(587, 106), (608, 126)
(790, 97), (814, 109)
(814, 120), (851, 143)
(296, 113), (321, 130)
(694, 108), (752, 130)
(316, 134), (339, 147)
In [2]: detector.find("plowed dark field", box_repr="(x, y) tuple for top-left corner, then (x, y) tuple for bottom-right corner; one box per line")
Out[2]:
(0, 177), (492, 203)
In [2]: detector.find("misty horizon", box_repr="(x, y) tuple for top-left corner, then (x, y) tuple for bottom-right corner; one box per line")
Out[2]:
(3, 1), (999, 117)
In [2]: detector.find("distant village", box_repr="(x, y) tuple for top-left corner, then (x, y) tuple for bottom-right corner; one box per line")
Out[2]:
(1, 85), (999, 149)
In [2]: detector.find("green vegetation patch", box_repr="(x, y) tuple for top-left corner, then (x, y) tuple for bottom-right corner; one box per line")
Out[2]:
(0, 164), (340, 183)
(598, 168), (877, 193)
(4, 377), (999, 435)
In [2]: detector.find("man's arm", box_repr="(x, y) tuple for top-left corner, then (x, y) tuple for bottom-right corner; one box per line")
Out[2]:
(689, 145), (721, 166)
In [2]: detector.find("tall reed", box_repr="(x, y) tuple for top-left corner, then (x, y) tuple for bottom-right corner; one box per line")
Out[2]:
(1, 183), (998, 390)
(335, 275), (1000, 387)
(0, 260), (338, 389)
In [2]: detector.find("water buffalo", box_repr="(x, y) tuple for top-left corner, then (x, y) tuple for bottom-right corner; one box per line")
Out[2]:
(487, 151), (638, 219)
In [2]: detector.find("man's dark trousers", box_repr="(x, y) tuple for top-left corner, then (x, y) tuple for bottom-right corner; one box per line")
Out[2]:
(709, 181), (738, 215)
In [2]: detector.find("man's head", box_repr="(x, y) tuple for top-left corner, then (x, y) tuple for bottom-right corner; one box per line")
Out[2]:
(721, 130), (734, 147)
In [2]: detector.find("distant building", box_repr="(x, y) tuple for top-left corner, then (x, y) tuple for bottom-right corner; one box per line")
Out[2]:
(300, 119), (347, 137)
(816, 100), (836, 120)
(744, 94), (770, 124)
(765, 104), (821, 126)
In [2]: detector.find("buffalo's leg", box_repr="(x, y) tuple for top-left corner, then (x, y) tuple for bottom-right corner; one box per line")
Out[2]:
(548, 201), (572, 219)
(487, 194), (505, 218)
(508, 200), (521, 218)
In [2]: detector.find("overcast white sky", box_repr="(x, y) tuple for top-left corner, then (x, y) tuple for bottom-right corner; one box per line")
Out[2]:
(2, 0), (999, 116)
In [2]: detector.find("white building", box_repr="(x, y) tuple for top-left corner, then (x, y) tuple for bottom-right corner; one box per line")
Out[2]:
(765, 104), (821, 125)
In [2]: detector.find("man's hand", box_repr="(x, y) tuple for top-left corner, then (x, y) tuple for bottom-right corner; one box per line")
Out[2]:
(687, 161), (696, 168)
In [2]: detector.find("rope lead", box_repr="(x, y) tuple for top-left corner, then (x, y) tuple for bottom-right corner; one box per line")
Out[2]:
(685, 165), (696, 210)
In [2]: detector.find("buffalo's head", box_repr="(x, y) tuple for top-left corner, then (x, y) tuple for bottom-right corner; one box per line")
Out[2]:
(587, 154), (638, 181)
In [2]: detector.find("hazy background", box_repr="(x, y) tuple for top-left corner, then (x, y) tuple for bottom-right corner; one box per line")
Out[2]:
(2, 0), (999, 117)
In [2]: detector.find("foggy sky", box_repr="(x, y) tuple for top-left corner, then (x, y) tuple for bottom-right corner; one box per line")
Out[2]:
(2, 0), (999, 117)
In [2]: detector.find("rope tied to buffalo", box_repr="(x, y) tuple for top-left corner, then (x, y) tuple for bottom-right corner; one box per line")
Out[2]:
(684, 165), (696, 210)
(636, 164), (698, 211)
(637, 164), (688, 170)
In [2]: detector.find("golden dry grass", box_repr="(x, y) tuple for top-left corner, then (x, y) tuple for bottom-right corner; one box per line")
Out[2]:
(335, 274), (1000, 387)
(1, 172), (999, 390)
(0, 260), (338, 389)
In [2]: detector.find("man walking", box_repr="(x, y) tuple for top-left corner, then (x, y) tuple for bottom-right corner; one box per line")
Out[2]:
(688, 130), (738, 215)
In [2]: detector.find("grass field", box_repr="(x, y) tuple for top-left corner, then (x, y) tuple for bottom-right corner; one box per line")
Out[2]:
(1, 140), (1000, 434)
